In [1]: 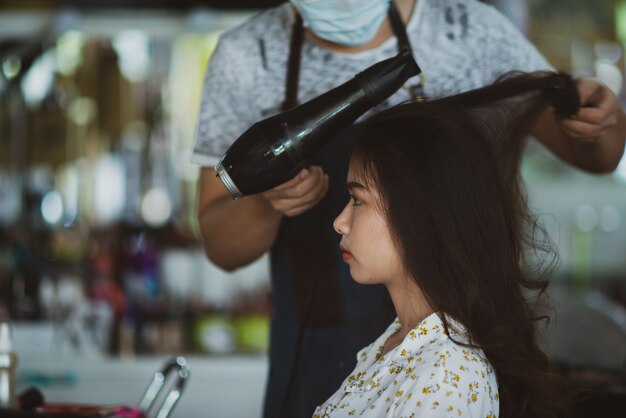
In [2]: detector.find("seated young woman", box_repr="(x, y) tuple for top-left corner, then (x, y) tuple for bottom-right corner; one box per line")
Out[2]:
(314, 71), (575, 418)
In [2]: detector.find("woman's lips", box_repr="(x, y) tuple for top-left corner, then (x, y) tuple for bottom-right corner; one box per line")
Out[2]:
(339, 245), (352, 261)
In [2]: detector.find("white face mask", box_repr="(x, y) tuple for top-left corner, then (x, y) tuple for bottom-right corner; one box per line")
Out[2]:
(291, 0), (391, 47)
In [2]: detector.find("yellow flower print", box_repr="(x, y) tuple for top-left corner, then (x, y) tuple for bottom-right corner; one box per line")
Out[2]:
(422, 386), (431, 395)
(401, 349), (408, 356)
(452, 373), (461, 388)
(396, 390), (404, 398)
(409, 331), (417, 339)
(471, 393), (478, 403)
(419, 327), (428, 335)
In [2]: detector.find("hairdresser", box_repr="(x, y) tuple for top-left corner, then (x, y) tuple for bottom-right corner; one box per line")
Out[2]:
(192, 1), (626, 417)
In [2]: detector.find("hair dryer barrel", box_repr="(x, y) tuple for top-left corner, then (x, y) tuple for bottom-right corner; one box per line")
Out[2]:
(216, 49), (420, 198)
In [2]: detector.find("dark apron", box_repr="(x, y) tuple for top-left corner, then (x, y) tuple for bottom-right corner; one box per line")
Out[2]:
(264, 3), (422, 418)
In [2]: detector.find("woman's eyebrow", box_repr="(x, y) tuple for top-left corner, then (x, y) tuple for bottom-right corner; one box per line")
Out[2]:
(346, 181), (367, 191)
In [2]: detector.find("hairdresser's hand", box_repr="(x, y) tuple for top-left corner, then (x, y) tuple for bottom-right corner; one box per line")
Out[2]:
(559, 78), (625, 143)
(261, 166), (329, 217)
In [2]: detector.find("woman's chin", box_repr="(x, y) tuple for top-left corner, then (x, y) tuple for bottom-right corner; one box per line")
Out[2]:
(348, 269), (364, 284)
(349, 270), (377, 285)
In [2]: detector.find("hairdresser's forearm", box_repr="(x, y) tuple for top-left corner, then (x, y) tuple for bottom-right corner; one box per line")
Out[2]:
(532, 106), (626, 173)
(198, 194), (282, 271)
(568, 121), (626, 173)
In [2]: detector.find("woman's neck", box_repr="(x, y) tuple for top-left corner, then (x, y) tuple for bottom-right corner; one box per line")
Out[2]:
(301, 0), (417, 54)
(386, 276), (433, 342)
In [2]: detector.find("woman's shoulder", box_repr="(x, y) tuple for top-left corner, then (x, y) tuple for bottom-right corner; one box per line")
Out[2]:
(391, 328), (498, 416)
(420, 337), (496, 384)
(402, 314), (494, 374)
(389, 314), (494, 385)
(375, 315), (491, 382)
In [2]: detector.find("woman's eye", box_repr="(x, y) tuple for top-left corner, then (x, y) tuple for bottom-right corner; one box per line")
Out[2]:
(350, 195), (362, 206)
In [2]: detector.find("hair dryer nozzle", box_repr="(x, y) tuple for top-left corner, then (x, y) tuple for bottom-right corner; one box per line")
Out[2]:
(356, 49), (421, 105)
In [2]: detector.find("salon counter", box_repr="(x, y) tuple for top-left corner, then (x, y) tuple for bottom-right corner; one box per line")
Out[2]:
(16, 355), (268, 418)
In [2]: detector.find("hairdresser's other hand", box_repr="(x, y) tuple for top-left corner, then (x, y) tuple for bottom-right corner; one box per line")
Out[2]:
(261, 166), (329, 217)
(559, 78), (626, 143)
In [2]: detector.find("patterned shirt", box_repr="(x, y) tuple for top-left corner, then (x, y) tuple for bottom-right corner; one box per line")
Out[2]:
(313, 313), (499, 418)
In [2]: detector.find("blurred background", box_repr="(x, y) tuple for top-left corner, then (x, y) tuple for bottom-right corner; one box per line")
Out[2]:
(0, 0), (625, 417)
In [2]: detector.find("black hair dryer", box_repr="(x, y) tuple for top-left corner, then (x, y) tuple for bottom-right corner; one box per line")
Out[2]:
(216, 49), (421, 198)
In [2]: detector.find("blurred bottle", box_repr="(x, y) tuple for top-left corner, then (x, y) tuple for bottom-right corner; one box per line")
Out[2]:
(216, 49), (420, 198)
(0, 321), (18, 408)
(17, 387), (45, 411)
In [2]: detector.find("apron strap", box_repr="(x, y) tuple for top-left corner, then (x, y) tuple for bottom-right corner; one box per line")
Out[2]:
(281, 12), (304, 112)
(388, 0), (413, 54)
(281, 1), (420, 111)
(389, 1), (426, 101)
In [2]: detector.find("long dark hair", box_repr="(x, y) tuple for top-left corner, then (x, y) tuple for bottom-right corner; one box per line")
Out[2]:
(351, 71), (576, 418)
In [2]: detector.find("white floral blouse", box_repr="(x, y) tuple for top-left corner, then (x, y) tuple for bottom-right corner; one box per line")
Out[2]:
(313, 313), (499, 418)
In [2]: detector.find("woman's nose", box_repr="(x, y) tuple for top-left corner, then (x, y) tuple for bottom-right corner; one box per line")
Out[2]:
(333, 205), (350, 235)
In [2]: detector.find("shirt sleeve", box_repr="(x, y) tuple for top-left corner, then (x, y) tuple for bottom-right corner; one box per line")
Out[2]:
(478, 2), (553, 78)
(191, 32), (262, 167)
